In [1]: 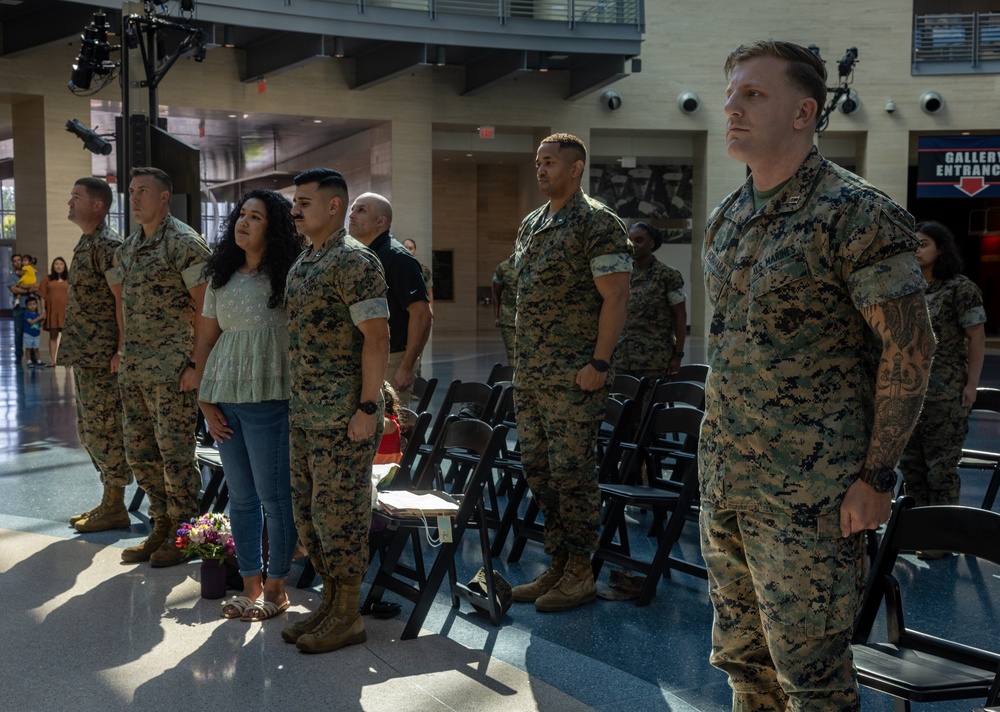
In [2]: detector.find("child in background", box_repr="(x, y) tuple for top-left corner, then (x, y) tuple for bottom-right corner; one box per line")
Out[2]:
(17, 254), (38, 290)
(23, 296), (44, 368)
(374, 381), (403, 465)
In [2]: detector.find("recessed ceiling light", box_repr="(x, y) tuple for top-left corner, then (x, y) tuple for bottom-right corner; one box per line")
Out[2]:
(313, 119), (322, 123)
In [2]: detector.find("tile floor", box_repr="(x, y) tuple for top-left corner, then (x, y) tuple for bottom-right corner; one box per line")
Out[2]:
(1, 327), (998, 711)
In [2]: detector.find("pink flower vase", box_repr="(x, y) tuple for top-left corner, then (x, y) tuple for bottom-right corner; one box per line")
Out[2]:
(200, 559), (227, 600)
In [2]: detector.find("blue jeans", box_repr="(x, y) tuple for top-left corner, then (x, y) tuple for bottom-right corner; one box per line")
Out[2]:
(216, 400), (296, 580)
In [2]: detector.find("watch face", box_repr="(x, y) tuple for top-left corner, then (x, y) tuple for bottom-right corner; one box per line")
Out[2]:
(360, 401), (377, 415)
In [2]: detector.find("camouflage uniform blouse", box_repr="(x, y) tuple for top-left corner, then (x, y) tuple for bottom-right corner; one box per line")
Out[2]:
(60, 221), (122, 367)
(110, 215), (210, 386)
(492, 254), (517, 328)
(513, 189), (632, 389)
(285, 229), (389, 430)
(700, 149), (925, 516)
(923, 274), (986, 402)
(617, 258), (686, 373)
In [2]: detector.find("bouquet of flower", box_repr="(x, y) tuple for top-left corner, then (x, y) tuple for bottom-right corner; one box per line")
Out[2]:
(175, 512), (236, 562)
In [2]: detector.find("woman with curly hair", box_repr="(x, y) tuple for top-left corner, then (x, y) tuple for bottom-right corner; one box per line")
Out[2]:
(194, 189), (304, 619)
(899, 220), (986, 546)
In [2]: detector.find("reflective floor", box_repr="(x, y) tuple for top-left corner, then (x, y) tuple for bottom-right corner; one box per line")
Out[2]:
(1, 324), (998, 711)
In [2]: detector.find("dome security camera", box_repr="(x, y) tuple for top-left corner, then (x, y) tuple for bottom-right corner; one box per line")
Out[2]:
(885, 100), (896, 114)
(677, 91), (701, 114)
(839, 89), (861, 115)
(920, 91), (945, 114)
(600, 88), (623, 112)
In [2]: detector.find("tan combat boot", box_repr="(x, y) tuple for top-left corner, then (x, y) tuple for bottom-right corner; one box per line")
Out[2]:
(69, 491), (106, 526)
(149, 519), (195, 567)
(296, 576), (367, 654)
(282, 577), (336, 644)
(534, 553), (596, 612)
(74, 486), (131, 532)
(121, 515), (173, 563)
(511, 551), (568, 602)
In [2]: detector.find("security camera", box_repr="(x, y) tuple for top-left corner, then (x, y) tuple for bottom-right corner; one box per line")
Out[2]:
(600, 89), (623, 112)
(885, 100), (896, 114)
(839, 89), (861, 115)
(920, 91), (944, 114)
(677, 91), (701, 114)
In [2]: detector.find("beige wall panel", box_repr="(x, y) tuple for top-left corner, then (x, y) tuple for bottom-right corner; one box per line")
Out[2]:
(432, 161), (477, 332)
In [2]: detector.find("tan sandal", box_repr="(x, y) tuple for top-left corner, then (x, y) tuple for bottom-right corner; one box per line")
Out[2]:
(221, 595), (257, 619)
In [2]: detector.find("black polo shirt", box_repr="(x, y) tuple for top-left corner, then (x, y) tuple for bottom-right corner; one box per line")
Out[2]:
(369, 231), (429, 354)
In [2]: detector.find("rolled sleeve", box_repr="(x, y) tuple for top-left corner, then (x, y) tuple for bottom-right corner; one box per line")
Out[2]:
(350, 297), (389, 325)
(667, 287), (687, 306)
(181, 262), (208, 290)
(591, 252), (633, 278)
(847, 252), (925, 310)
(105, 265), (122, 288)
(960, 305), (987, 329)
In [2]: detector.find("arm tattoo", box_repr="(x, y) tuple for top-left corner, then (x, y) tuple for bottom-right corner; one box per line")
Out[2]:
(861, 292), (935, 469)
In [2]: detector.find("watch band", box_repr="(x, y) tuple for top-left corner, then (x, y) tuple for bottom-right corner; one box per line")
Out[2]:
(590, 358), (610, 373)
(859, 465), (897, 493)
(358, 400), (378, 415)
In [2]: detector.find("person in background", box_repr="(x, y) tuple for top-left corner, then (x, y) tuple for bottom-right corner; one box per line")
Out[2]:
(491, 254), (517, 365)
(899, 220), (986, 547)
(17, 253), (38, 290)
(23, 295), (44, 367)
(616, 222), (687, 380)
(195, 189), (303, 621)
(8, 254), (27, 362)
(374, 381), (403, 466)
(402, 238), (433, 306)
(40, 257), (70, 366)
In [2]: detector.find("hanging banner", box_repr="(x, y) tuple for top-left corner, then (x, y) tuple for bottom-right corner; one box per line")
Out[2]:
(917, 135), (1000, 198)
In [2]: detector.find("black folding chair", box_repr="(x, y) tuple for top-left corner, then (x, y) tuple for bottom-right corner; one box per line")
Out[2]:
(410, 376), (438, 414)
(362, 418), (509, 640)
(486, 362), (515, 386)
(958, 387), (1000, 510)
(666, 363), (710, 384)
(591, 404), (706, 606)
(852, 496), (1000, 710)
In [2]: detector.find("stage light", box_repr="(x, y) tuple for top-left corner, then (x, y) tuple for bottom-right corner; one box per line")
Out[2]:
(65, 119), (114, 155)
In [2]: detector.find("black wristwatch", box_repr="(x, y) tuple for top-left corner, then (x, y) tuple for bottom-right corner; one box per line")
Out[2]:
(358, 400), (378, 415)
(589, 358), (610, 373)
(859, 465), (897, 493)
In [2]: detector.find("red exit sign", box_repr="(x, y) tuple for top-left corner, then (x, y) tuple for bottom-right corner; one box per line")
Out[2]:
(479, 126), (495, 139)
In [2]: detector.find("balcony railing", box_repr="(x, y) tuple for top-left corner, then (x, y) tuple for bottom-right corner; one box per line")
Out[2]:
(344, 0), (642, 27)
(913, 12), (1000, 72)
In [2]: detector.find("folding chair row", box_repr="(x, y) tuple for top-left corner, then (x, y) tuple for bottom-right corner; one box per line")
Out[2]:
(410, 376), (438, 415)
(363, 417), (510, 639)
(958, 387), (1000, 510)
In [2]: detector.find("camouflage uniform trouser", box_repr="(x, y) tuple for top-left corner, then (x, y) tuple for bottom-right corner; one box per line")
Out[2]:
(899, 396), (970, 506)
(514, 385), (607, 556)
(73, 366), (132, 487)
(290, 425), (380, 580)
(500, 324), (516, 367)
(120, 381), (200, 522)
(700, 502), (866, 711)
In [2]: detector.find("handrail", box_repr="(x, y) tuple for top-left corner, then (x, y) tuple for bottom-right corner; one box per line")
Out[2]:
(333, 0), (641, 28)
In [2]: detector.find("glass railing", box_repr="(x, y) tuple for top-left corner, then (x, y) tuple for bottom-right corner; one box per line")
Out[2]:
(913, 12), (1000, 68)
(337, 0), (642, 27)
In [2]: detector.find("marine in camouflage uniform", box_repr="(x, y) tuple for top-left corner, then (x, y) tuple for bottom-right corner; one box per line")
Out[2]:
(110, 168), (211, 566)
(701, 144), (930, 710)
(899, 272), (986, 506)
(616, 257), (686, 381)
(511, 133), (632, 613)
(280, 168), (389, 654)
(491, 254), (517, 364)
(61, 178), (132, 532)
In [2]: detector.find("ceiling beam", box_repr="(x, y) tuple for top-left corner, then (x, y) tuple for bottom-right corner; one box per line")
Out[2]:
(462, 50), (527, 96)
(242, 31), (325, 82)
(353, 42), (427, 90)
(566, 54), (627, 101)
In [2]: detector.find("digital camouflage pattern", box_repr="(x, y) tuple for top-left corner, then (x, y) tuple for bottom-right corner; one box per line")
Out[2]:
(921, 274), (986, 401)
(512, 188), (631, 389)
(110, 214), (210, 386)
(492, 254), (517, 363)
(701, 503), (866, 711)
(285, 228), (387, 580)
(899, 274), (985, 506)
(700, 148), (925, 516)
(60, 221), (122, 367)
(74, 367), (131, 488)
(120, 382), (200, 521)
(512, 188), (630, 556)
(700, 147), (925, 710)
(515, 386), (606, 555)
(290, 426), (381, 579)
(284, 229), (389, 429)
(419, 262), (433, 291)
(616, 258), (686, 378)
